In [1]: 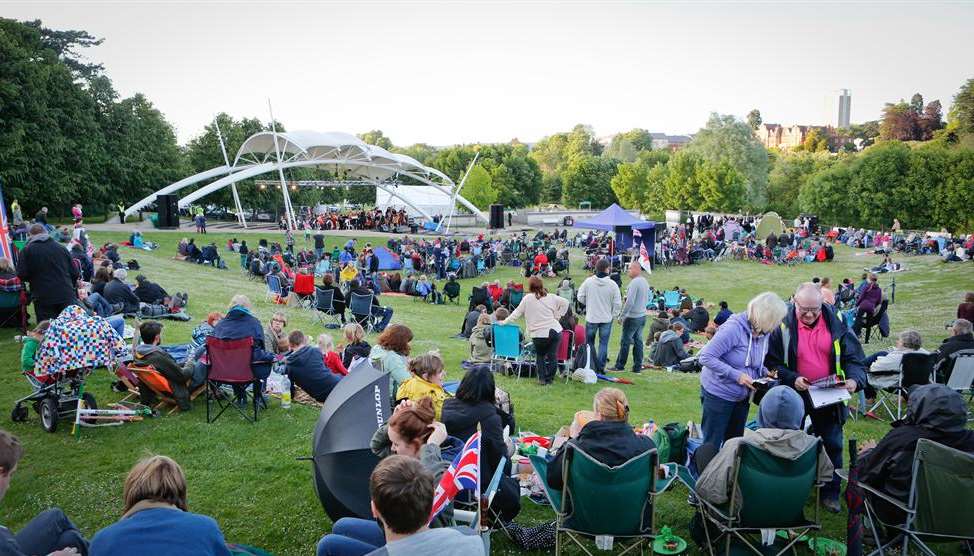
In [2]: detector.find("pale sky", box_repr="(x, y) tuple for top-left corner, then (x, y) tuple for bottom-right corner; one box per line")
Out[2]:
(4, 1), (973, 146)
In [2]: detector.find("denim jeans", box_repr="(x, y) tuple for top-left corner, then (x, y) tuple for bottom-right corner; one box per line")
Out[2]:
(808, 404), (847, 500)
(585, 321), (613, 372)
(316, 517), (385, 556)
(106, 314), (125, 338)
(87, 292), (113, 318)
(700, 387), (750, 448)
(613, 316), (646, 372)
(13, 508), (89, 556)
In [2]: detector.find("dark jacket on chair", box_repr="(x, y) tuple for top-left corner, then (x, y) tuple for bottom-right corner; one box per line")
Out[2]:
(546, 420), (655, 491)
(212, 306), (275, 364)
(441, 399), (507, 489)
(934, 332), (974, 382)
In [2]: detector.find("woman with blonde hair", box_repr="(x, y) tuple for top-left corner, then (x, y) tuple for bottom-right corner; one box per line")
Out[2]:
(340, 322), (371, 369)
(699, 291), (788, 447)
(546, 387), (654, 490)
(89, 455), (231, 555)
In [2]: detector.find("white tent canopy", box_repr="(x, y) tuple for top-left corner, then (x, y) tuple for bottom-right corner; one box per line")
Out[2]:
(125, 129), (488, 225)
(376, 185), (454, 218)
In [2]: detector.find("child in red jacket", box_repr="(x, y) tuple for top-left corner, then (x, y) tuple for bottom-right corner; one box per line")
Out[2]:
(317, 333), (348, 376)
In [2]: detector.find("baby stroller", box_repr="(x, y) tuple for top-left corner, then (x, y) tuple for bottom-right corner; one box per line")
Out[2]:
(11, 367), (97, 433)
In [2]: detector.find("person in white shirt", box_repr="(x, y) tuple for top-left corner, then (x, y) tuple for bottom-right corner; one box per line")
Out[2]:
(865, 329), (929, 400)
(503, 276), (569, 385)
(577, 258), (622, 373)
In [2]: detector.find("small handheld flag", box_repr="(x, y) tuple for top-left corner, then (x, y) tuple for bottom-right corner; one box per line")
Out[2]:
(429, 431), (480, 523)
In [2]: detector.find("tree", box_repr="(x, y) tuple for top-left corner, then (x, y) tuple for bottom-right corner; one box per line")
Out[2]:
(747, 109), (762, 130)
(697, 160), (748, 213)
(798, 129), (829, 152)
(604, 128), (653, 162)
(358, 130), (393, 150)
(880, 101), (919, 141)
(940, 149), (974, 233)
(460, 164), (497, 210)
(541, 174), (563, 204)
(950, 78), (974, 137)
(798, 162), (856, 227)
(767, 152), (832, 217)
(848, 120), (880, 149)
(910, 93), (924, 115)
(849, 141), (912, 229)
(685, 113), (769, 209)
(530, 124), (601, 176)
(662, 150), (704, 210)
(918, 100), (944, 140)
(393, 143), (436, 165)
(610, 160), (649, 209)
(561, 155), (618, 208)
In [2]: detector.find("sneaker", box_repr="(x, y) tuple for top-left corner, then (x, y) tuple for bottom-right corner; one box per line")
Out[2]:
(606, 367), (625, 373)
(823, 497), (842, 514)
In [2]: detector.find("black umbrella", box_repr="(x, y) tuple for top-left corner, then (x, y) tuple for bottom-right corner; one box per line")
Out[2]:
(311, 362), (391, 521)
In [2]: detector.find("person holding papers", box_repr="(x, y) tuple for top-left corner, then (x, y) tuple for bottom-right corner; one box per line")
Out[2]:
(765, 282), (866, 514)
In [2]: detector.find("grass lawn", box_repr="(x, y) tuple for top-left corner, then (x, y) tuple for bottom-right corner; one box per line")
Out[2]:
(1, 228), (970, 555)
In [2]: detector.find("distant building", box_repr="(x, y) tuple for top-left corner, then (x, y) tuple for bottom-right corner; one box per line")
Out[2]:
(837, 89), (851, 129)
(755, 123), (832, 149)
(650, 133), (692, 151)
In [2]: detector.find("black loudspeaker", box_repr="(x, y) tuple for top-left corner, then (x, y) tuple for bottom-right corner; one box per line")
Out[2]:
(489, 204), (504, 229)
(157, 194), (179, 228)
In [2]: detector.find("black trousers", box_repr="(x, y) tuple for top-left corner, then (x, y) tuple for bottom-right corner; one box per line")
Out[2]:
(34, 300), (75, 324)
(532, 329), (561, 384)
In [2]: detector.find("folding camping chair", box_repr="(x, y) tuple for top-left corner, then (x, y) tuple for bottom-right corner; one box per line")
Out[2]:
(944, 351), (974, 418)
(491, 323), (531, 379)
(528, 446), (678, 556)
(292, 273), (316, 309)
(349, 292), (377, 334)
(0, 289), (28, 332)
(866, 352), (935, 421)
(690, 440), (823, 556)
(663, 290), (681, 310)
(205, 336), (260, 423)
(128, 363), (204, 416)
(443, 281), (461, 305)
(556, 329), (575, 379)
(838, 439), (974, 556)
(312, 287), (343, 328)
(264, 274), (283, 303)
(453, 456), (509, 554)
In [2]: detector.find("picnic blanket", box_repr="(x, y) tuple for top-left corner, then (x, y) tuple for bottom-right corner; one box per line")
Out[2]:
(36, 305), (127, 376)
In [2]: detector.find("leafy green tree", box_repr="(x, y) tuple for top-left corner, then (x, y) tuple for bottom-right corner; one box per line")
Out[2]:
(530, 124), (601, 176)
(561, 155), (618, 208)
(747, 109), (762, 130)
(662, 150), (704, 210)
(849, 141), (912, 229)
(949, 78), (974, 137)
(848, 120), (881, 149)
(798, 129), (829, 152)
(798, 161), (856, 227)
(910, 93), (924, 115)
(393, 143), (436, 165)
(604, 129), (653, 162)
(460, 165), (497, 210)
(685, 113), (769, 209)
(767, 152), (832, 217)
(697, 160), (747, 213)
(610, 160), (649, 208)
(541, 174), (563, 204)
(903, 144), (948, 230)
(940, 149), (974, 233)
(358, 130), (393, 150)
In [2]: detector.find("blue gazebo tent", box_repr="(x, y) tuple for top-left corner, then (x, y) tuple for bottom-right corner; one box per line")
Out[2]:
(573, 203), (656, 258)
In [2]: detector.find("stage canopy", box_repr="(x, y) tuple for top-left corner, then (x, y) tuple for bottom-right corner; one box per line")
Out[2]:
(573, 204), (655, 231)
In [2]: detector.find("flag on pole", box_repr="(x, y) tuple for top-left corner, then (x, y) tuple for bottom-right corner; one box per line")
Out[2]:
(0, 178), (14, 265)
(429, 431), (480, 523)
(634, 227), (652, 273)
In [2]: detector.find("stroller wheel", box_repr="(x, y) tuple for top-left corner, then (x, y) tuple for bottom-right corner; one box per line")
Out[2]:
(80, 393), (98, 424)
(10, 405), (28, 423)
(40, 397), (58, 433)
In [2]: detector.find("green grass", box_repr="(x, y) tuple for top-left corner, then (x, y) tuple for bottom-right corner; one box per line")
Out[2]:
(0, 229), (970, 555)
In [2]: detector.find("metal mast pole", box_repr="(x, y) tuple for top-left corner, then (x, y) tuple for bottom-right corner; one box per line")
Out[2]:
(443, 152), (479, 235)
(214, 118), (247, 229)
(268, 98), (296, 231)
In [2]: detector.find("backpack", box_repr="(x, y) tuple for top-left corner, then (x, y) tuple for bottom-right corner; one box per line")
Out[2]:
(651, 429), (671, 464)
(127, 259), (140, 270)
(663, 422), (689, 464)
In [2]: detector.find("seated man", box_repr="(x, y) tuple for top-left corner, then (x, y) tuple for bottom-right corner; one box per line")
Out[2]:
(132, 321), (197, 411)
(349, 280), (393, 333)
(212, 295), (276, 404)
(133, 274), (168, 305)
(198, 243), (221, 266)
(649, 322), (690, 367)
(103, 268), (141, 314)
(693, 386), (834, 506)
(458, 305), (486, 339)
(1, 429), (89, 556)
(857, 384), (974, 524)
(285, 330), (340, 403)
(687, 299), (710, 333)
(934, 318), (974, 383)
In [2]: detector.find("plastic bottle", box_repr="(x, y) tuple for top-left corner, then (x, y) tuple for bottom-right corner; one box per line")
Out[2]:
(648, 419), (656, 435)
(280, 375), (291, 409)
(595, 535), (614, 550)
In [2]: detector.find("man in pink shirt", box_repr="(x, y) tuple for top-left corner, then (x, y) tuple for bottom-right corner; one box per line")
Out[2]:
(765, 283), (866, 513)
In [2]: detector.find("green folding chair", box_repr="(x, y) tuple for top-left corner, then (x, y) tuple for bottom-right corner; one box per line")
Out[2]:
(694, 441), (823, 556)
(529, 445), (677, 556)
(453, 455), (508, 554)
(842, 438), (974, 556)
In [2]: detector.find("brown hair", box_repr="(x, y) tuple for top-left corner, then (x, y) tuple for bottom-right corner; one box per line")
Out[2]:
(0, 429), (23, 473)
(494, 307), (510, 320)
(966, 292), (974, 304)
(206, 312), (222, 326)
(322, 273), (334, 286)
(388, 397), (435, 446)
(377, 324), (413, 356)
(528, 276), (547, 299)
(369, 455), (434, 535)
(288, 329), (307, 347)
(122, 455), (188, 513)
(408, 352), (444, 382)
(593, 387), (630, 422)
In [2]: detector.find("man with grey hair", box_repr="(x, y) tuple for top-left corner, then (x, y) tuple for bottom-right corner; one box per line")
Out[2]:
(103, 268), (141, 315)
(16, 223), (79, 323)
(609, 260), (650, 373)
(934, 318), (974, 383)
(765, 282), (866, 513)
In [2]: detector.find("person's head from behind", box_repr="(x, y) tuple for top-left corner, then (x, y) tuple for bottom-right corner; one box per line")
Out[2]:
(409, 352), (445, 386)
(322, 273), (334, 287)
(670, 321), (685, 334)
(139, 321), (164, 345)
(868, 273), (878, 284)
(122, 455), (188, 513)
(593, 387), (630, 423)
(951, 318), (972, 338)
(475, 304), (487, 314)
(719, 301), (728, 311)
(746, 291), (788, 335)
(317, 333), (335, 353)
(456, 365), (495, 405)
(493, 307), (510, 321)
(229, 294), (252, 311)
(528, 276), (546, 299)
(114, 268), (128, 283)
(377, 324), (413, 356)
(28, 223), (45, 237)
(896, 329), (922, 351)
(757, 386), (804, 430)
(0, 258), (14, 275)
(966, 292), (974, 304)
(595, 258), (610, 275)
(343, 322), (365, 345)
(29, 319), (50, 340)
(288, 330), (307, 351)
(695, 299), (704, 308)
(206, 312), (222, 327)
(793, 282), (824, 327)
(821, 277), (831, 288)
(370, 455), (434, 536)
(387, 397), (436, 458)
(0, 430), (23, 502)
(135, 274), (148, 286)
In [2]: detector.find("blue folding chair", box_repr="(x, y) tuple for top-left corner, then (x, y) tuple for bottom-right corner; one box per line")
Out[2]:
(313, 286), (343, 328)
(491, 323), (530, 379)
(349, 292), (377, 333)
(265, 274), (283, 302)
(663, 290), (680, 309)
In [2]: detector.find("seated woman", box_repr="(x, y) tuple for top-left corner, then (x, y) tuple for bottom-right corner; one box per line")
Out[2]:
(546, 388), (654, 491)
(318, 273), (346, 323)
(397, 352), (450, 419)
(340, 323), (371, 369)
(317, 398), (458, 556)
(857, 384), (974, 524)
(693, 386), (833, 507)
(264, 312), (289, 355)
(368, 324), (413, 394)
(89, 455), (232, 556)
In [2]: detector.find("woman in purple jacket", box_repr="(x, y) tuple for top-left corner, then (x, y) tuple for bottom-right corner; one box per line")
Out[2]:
(855, 273), (882, 329)
(698, 292), (788, 447)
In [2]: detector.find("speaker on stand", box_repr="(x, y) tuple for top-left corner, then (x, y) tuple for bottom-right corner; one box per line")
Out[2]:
(156, 194), (180, 228)
(489, 204), (505, 229)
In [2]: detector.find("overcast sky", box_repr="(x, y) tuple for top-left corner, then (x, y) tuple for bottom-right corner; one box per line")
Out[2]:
(4, 1), (973, 146)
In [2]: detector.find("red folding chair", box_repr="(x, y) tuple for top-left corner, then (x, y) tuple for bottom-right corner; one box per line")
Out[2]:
(205, 336), (259, 423)
(293, 272), (316, 308)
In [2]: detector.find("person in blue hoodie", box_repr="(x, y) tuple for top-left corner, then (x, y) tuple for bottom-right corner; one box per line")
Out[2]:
(713, 301), (733, 327)
(89, 455), (231, 556)
(698, 292), (789, 448)
(211, 295), (276, 404)
(284, 330), (340, 403)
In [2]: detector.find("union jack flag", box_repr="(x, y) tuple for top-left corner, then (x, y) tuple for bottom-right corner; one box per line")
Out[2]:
(639, 239), (652, 274)
(0, 178), (14, 265)
(428, 431), (480, 523)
